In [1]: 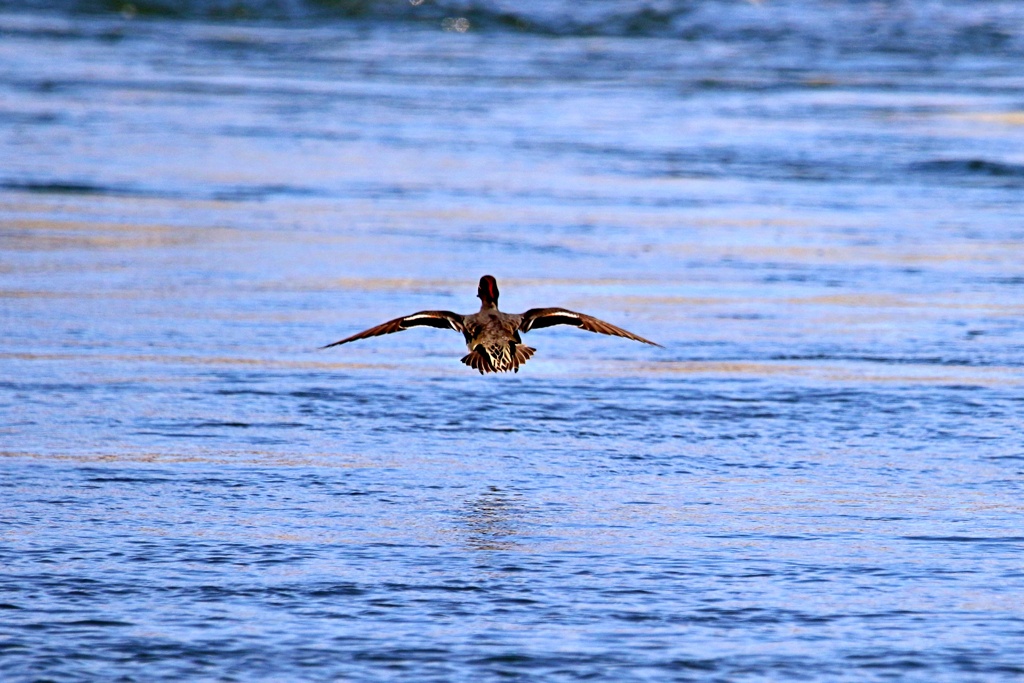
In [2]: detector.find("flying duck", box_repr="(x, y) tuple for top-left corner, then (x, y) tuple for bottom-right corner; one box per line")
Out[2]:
(322, 275), (660, 374)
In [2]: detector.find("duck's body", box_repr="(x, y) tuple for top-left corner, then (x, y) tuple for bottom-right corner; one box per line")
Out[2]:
(322, 275), (659, 374)
(460, 305), (535, 373)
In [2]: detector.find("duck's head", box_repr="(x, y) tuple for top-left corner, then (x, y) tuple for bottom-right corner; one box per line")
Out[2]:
(477, 275), (500, 308)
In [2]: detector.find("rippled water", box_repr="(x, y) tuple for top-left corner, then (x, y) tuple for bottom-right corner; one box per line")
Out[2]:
(2, 2), (1024, 680)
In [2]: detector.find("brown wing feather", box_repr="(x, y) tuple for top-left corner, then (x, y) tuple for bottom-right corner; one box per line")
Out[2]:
(519, 307), (661, 347)
(321, 310), (464, 349)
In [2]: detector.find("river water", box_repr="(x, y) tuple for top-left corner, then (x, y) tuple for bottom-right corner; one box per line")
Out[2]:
(2, 1), (1024, 680)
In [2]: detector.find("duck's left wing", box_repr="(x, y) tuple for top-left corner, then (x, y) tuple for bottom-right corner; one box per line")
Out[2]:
(321, 310), (465, 349)
(518, 307), (661, 347)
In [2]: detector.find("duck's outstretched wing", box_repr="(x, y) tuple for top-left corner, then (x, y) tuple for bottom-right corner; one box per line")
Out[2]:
(321, 311), (465, 349)
(518, 307), (662, 347)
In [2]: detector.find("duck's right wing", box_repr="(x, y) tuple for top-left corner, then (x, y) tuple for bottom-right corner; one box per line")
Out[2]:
(518, 307), (661, 346)
(321, 311), (465, 349)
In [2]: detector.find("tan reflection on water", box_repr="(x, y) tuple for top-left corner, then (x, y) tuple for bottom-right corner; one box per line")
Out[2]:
(953, 111), (1024, 126)
(0, 352), (394, 370)
(0, 448), (402, 468)
(2, 351), (1021, 386)
(4, 218), (243, 251)
(3, 193), (1023, 389)
(631, 361), (1024, 386)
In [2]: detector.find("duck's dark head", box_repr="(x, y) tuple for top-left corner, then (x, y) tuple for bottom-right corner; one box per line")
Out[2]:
(477, 275), (500, 308)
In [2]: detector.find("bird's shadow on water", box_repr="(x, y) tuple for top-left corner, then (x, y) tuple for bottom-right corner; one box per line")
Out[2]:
(456, 485), (529, 553)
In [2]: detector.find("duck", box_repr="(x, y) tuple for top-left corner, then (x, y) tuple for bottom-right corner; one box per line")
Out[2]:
(322, 275), (661, 374)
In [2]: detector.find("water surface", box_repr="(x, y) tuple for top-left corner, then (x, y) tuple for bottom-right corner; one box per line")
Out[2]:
(2, 2), (1024, 680)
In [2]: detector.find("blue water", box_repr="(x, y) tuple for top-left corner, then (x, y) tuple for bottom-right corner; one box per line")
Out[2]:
(2, 2), (1024, 680)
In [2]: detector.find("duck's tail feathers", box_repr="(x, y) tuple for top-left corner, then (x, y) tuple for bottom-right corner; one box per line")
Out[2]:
(511, 345), (536, 373)
(460, 347), (494, 374)
(460, 344), (536, 375)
